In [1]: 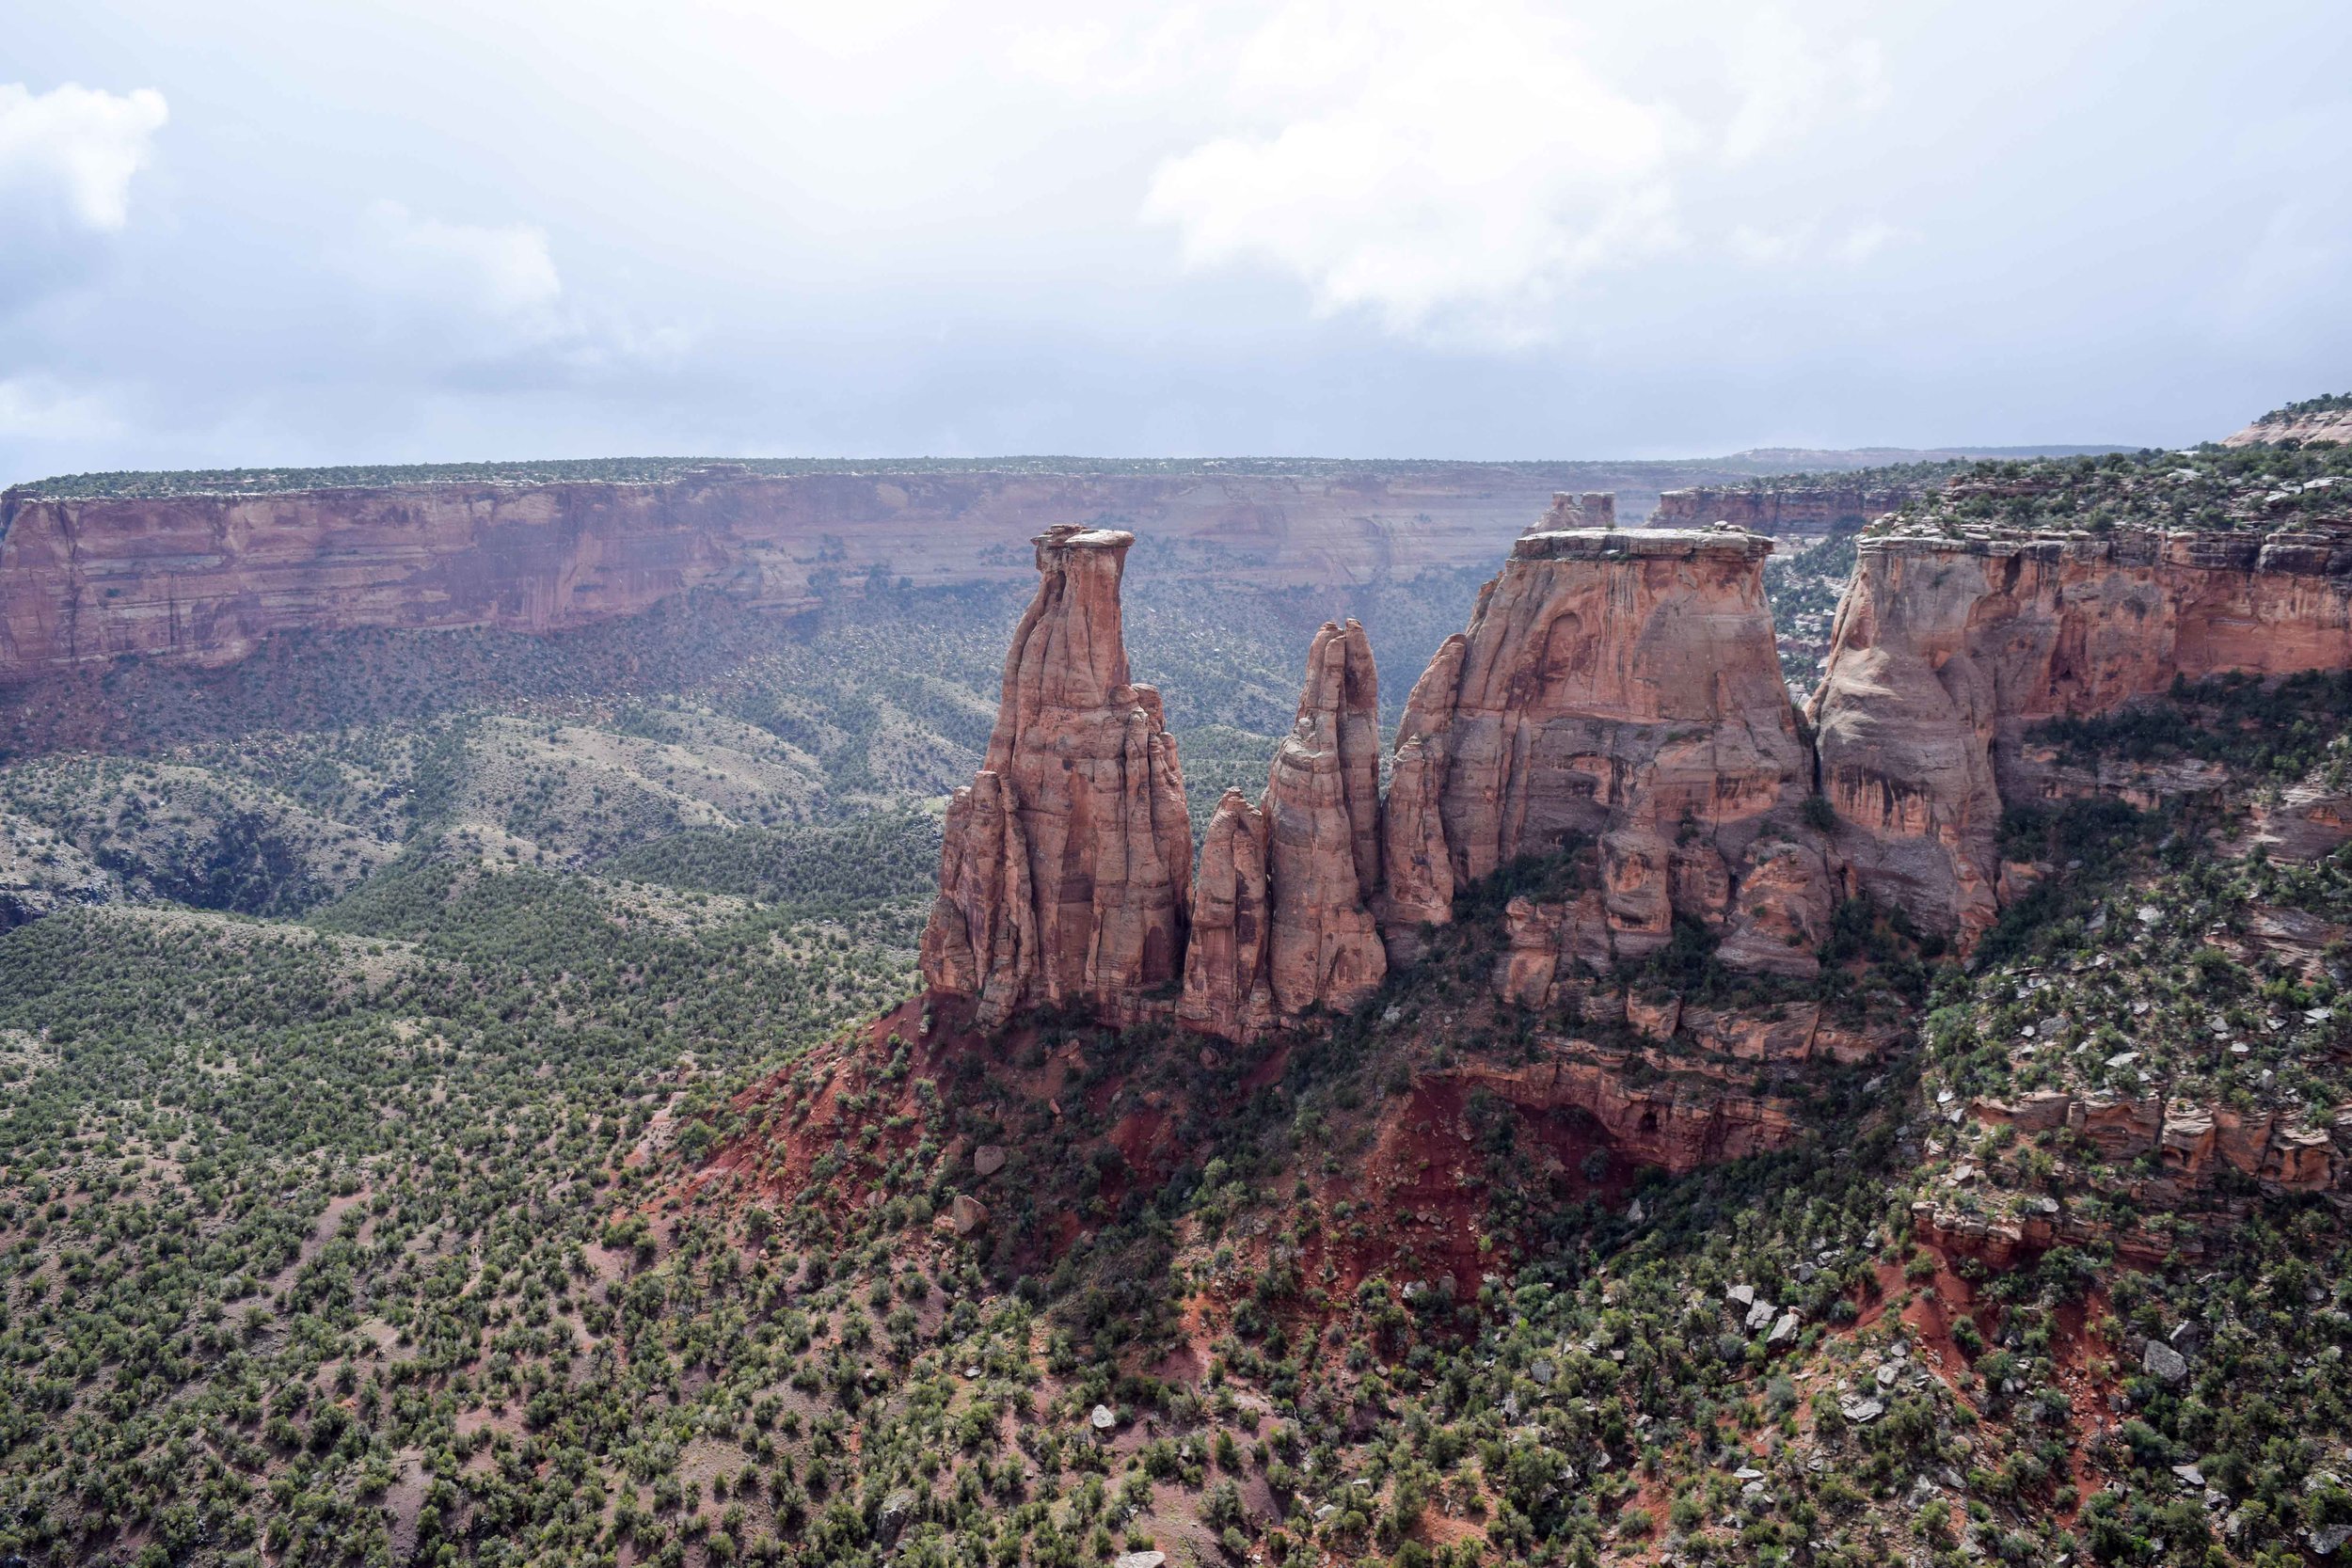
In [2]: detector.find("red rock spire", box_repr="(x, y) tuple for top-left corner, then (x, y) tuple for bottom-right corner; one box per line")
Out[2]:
(921, 526), (1190, 1027)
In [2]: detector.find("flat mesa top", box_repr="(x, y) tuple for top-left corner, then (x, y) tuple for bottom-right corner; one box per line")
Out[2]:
(1034, 526), (1136, 550)
(1512, 526), (1772, 562)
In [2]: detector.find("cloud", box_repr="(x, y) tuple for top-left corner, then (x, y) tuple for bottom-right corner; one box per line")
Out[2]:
(0, 375), (122, 442)
(330, 200), (697, 382)
(342, 198), (564, 329)
(0, 82), (167, 309)
(1135, 0), (1887, 345)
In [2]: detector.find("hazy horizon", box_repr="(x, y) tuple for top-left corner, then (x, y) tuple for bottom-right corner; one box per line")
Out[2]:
(5, 0), (2347, 483)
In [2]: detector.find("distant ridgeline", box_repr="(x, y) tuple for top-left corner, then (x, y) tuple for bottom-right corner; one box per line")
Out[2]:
(0, 447), (2117, 694)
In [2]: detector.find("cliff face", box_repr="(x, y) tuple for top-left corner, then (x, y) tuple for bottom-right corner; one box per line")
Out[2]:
(919, 527), (1191, 1029)
(2222, 406), (2352, 447)
(0, 467), (1698, 682)
(1810, 529), (2352, 935)
(1650, 484), (1917, 534)
(1381, 515), (1834, 977)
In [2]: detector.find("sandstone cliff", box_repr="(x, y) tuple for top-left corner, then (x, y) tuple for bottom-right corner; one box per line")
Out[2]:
(1380, 512), (1835, 977)
(1650, 483), (1917, 535)
(2222, 402), (2352, 448)
(0, 465), (1742, 682)
(1810, 528), (2352, 936)
(919, 527), (1191, 1028)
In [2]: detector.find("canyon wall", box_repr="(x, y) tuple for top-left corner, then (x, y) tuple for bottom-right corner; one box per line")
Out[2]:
(1809, 528), (2352, 936)
(1650, 484), (1918, 535)
(0, 466), (1722, 681)
(1379, 505), (1834, 976)
(918, 527), (1192, 1029)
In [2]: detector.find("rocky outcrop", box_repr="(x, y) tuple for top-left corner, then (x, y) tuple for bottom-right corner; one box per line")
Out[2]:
(1263, 620), (1387, 1020)
(2222, 404), (2352, 448)
(1452, 1053), (1804, 1173)
(0, 464), (1770, 682)
(1381, 515), (1835, 977)
(1651, 484), (1917, 535)
(1177, 791), (1275, 1041)
(1966, 1089), (2345, 1193)
(920, 527), (1191, 1028)
(1180, 622), (1388, 1039)
(1810, 529), (2352, 938)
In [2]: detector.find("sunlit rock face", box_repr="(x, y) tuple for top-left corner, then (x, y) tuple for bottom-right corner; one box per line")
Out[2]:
(1810, 530), (2352, 940)
(1382, 515), (1833, 979)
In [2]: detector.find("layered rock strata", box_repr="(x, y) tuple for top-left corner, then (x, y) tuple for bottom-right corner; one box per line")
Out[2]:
(0, 465), (1733, 681)
(1651, 484), (1917, 535)
(1380, 520), (1835, 977)
(2222, 404), (2352, 448)
(919, 527), (1191, 1028)
(1809, 529), (2352, 937)
(1966, 1090), (2345, 1194)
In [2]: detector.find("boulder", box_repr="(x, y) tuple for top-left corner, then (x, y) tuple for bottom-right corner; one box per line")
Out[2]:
(2143, 1338), (2189, 1384)
(949, 1195), (991, 1236)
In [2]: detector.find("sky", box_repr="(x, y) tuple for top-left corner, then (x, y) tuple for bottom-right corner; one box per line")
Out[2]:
(3, 0), (2349, 482)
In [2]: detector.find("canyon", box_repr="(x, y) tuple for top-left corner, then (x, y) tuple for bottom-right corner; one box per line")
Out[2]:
(0, 461), (1801, 684)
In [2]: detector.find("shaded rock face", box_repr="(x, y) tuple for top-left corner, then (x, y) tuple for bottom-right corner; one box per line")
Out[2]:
(1177, 790), (1275, 1042)
(1382, 526), (1834, 978)
(1651, 485), (1918, 535)
(1452, 1056), (1804, 1173)
(921, 527), (1191, 1028)
(1811, 531), (2352, 938)
(1263, 620), (1387, 1019)
(1180, 622), (1388, 1039)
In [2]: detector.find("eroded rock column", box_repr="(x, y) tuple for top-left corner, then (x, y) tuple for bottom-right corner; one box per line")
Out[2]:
(921, 525), (1190, 1027)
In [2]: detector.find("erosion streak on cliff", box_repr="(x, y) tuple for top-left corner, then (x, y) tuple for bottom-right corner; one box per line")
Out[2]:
(1810, 529), (2352, 937)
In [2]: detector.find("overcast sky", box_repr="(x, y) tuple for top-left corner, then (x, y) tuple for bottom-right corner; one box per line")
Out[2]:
(4, 0), (2348, 481)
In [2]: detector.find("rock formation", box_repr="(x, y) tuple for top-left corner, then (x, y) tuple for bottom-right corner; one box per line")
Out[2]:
(1810, 529), (2352, 937)
(1650, 483), (1918, 535)
(1176, 790), (1275, 1041)
(2222, 401), (2352, 448)
(1263, 620), (1387, 1018)
(1179, 621), (1388, 1039)
(920, 527), (1191, 1028)
(1380, 514), (1836, 977)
